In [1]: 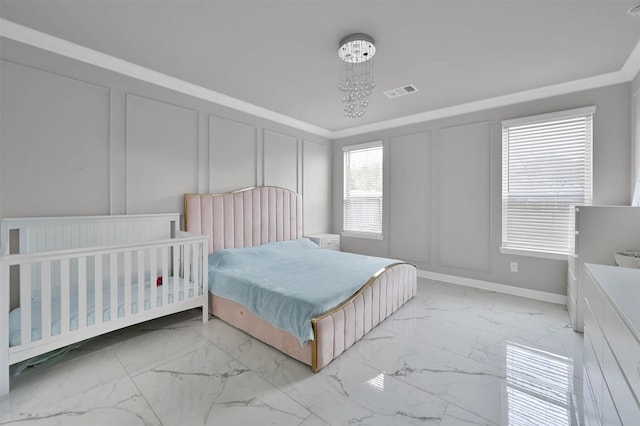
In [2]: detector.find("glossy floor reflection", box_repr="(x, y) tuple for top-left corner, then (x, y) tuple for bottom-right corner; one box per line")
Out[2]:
(0, 278), (584, 425)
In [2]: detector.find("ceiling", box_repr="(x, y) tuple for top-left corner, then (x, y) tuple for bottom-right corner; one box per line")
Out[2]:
(1, 1), (639, 137)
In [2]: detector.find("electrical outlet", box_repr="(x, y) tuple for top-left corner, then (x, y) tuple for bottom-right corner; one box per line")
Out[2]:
(510, 262), (518, 272)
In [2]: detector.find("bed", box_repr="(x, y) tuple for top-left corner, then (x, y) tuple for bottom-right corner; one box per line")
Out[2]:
(0, 213), (209, 396)
(184, 186), (417, 372)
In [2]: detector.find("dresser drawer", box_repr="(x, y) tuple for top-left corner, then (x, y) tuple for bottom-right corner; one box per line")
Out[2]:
(601, 379), (623, 426)
(319, 238), (339, 250)
(567, 265), (577, 301)
(567, 292), (577, 329)
(584, 333), (603, 425)
(568, 254), (577, 276)
(602, 337), (639, 425)
(584, 270), (605, 324)
(583, 369), (601, 426)
(602, 297), (640, 402)
(305, 234), (340, 251)
(584, 299), (604, 367)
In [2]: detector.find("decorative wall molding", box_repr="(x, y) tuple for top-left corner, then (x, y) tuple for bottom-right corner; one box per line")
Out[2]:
(417, 269), (567, 305)
(435, 122), (492, 273)
(2, 18), (639, 141)
(208, 114), (257, 193)
(0, 59), (111, 217)
(388, 130), (432, 265)
(125, 93), (199, 214)
(263, 129), (298, 193)
(0, 19), (332, 140)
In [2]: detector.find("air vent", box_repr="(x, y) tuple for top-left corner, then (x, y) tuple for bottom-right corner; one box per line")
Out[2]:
(383, 84), (419, 99)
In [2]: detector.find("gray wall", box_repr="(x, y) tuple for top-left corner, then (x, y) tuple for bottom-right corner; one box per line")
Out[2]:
(633, 71), (640, 202)
(333, 83), (632, 296)
(0, 38), (332, 235)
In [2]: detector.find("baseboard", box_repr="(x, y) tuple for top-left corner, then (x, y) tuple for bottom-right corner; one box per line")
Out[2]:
(417, 270), (567, 305)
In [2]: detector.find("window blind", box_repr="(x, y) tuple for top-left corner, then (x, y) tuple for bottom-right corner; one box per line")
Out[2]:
(343, 142), (383, 236)
(502, 106), (594, 256)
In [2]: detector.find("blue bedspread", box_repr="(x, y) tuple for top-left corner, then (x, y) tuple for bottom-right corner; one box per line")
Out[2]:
(208, 238), (399, 345)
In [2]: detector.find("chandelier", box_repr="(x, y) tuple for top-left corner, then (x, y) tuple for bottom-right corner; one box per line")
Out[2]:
(338, 33), (376, 118)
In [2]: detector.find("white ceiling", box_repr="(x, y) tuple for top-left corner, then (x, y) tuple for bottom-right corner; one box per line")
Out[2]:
(1, 1), (640, 137)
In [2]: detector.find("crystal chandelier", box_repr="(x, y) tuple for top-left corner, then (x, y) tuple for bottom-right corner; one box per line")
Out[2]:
(338, 33), (376, 118)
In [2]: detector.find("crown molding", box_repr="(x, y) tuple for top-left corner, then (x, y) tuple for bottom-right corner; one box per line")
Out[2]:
(0, 19), (333, 139)
(1, 18), (638, 141)
(331, 70), (628, 139)
(621, 37), (640, 80)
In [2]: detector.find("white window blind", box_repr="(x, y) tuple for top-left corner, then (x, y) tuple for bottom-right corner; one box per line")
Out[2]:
(343, 142), (383, 236)
(502, 106), (594, 256)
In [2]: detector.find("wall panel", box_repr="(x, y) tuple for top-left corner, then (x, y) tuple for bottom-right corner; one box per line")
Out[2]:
(0, 41), (331, 240)
(126, 94), (198, 214)
(437, 122), (491, 272)
(209, 115), (257, 193)
(389, 132), (431, 264)
(0, 61), (110, 217)
(264, 129), (298, 192)
(303, 140), (331, 235)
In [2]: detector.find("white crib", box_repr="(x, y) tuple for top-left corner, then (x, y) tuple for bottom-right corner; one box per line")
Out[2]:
(0, 213), (209, 396)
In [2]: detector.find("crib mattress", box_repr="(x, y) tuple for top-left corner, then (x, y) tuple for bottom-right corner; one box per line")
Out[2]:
(9, 277), (197, 347)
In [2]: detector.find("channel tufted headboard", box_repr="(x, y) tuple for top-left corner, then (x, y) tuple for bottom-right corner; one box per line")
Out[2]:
(184, 187), (303, 254)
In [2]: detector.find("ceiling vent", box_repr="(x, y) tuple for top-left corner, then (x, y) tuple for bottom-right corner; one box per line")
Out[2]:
(383, 84), (419, 99)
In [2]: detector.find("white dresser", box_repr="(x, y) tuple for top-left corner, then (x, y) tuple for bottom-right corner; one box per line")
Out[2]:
(305, 233), (340, 251)
(583, 263), (640, 425)
(568, 206), (640, 332)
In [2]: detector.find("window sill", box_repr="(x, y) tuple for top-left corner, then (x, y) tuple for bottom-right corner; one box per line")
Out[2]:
(341, 231), (384, 241)
(499, 247), (569, 261)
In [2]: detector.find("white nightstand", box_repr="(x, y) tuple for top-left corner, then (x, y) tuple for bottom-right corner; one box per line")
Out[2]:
(305, 233), (340, 251)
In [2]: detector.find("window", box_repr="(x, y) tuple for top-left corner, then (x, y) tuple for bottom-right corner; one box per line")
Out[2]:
(501, 106), (594, 257)
(343, 141), (383, 238)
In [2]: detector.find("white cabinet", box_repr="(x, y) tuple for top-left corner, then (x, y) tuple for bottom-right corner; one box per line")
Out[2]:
(305, 233), (340, 251)
(583, 264), (640, 426)
(569, 206), (640, 332)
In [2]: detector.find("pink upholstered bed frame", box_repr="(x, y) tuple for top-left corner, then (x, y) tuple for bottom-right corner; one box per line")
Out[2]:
(184, 187), (416, 371)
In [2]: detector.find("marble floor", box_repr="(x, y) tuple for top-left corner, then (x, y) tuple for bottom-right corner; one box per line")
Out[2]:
(0, 278), (585, 425)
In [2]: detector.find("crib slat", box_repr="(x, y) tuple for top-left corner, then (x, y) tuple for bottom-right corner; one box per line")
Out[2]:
(124, 250), (131, 316)
(62, 224), (71, 250)
(60, 258), (70, 334)
(1, 262), (9, 395)
(78, 256), (87, 329)
(202, 240), (208, 299)
(172, 244), (179, 304)
(191, 243), (198, 300)
(77, 224), (84, 249)
(110, 252), (117, 321)
(41, 261), (52, 340)
(138, 250), (144, 309)
(183, 243), (190, 302)
(25, 228), (35, 254)
(46, 226), (54, 251)
(162, 246), (169, 307)
(19, 265), (32, 345)
(71, 224), (79, 250)
(137, 249), (144, 314)
(95, 255), (103, 325)
(150, 247), (157, 310)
